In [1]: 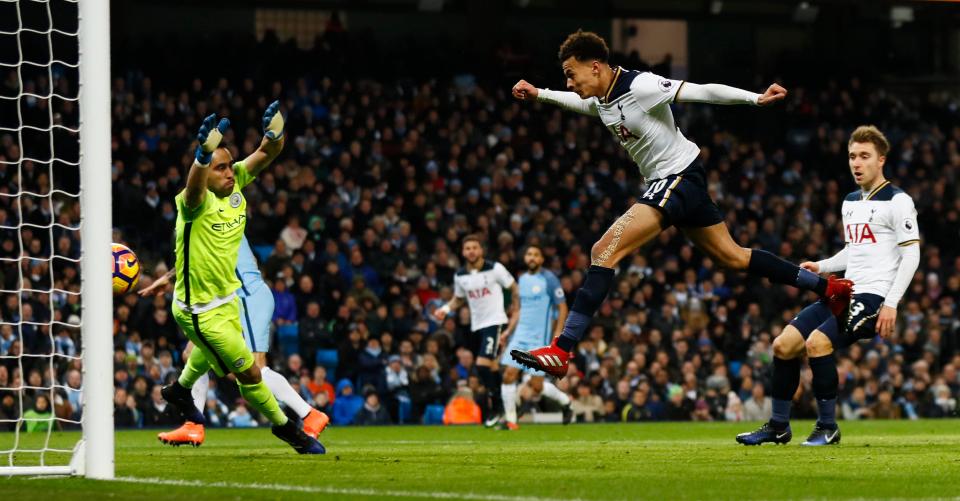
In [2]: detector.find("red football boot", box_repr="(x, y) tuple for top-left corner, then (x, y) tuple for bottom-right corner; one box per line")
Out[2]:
(824, 275), (854, 316)
(510, 337), (571, 379)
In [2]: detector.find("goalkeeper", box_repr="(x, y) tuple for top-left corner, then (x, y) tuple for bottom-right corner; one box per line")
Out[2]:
(160, 102), (324, 454)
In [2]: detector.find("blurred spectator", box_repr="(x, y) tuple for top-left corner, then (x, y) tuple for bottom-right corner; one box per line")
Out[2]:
(272, 279), (298, 325)
(332, 379), (363, 426)
(743, 385), (772, 422)
(228, 402), (259, 428)
(354, 387), (391, 425)
(22, 394), (52, 433)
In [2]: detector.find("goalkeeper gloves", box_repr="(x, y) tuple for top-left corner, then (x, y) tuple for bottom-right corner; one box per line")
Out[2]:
(262, 100), (285, 141)
(194, 113), (230, 166)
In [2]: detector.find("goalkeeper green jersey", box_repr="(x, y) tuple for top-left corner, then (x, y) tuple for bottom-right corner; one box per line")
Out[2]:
(174, 161), (255, 310)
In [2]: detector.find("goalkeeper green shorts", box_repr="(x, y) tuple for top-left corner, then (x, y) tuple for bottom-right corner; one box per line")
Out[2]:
(172, 297), (255, 377)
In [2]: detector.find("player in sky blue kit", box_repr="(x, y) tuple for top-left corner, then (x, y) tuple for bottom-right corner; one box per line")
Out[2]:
(509, 29), (853, 379)
(498, 245), (573, 430)
(142, 238), (329, 445)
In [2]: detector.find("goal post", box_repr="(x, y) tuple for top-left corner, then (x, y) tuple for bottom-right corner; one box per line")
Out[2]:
(0, 0), (113, 478)
(78, 0), (113, 480)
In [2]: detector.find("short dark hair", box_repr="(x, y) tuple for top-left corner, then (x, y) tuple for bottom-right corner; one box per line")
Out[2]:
(462, 234), (483, 247)
(558, 29), (609, 63)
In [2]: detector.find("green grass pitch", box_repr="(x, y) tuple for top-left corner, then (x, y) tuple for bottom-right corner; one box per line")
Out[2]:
(2, 420), (960, 500)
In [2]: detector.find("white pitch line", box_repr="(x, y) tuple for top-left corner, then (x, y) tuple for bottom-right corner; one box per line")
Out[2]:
(110, 476), (592, 501)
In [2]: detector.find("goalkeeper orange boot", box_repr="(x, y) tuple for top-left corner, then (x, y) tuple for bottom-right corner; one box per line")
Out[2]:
(158, 421), (205, 447)
(302, 409), (330, 438)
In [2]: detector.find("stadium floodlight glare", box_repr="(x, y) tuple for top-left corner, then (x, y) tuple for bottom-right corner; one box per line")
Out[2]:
(0, 0), (113, 479)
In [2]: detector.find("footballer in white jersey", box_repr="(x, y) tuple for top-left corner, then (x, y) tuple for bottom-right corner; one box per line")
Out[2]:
(737, 126), (920, 447)
(434, 235), (519, 424)
(509, 29), (853, 381)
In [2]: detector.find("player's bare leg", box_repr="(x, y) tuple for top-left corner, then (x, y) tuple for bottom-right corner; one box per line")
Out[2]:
(682, 222), (853, 312)
(512, 204), (664, 378)
(736, 326), (805, 445)
(253, 351), (329, 438)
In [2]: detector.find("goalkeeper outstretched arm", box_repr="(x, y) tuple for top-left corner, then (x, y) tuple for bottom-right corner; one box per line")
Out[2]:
(241, 100), (286, 178)
(185, 114), (230, 209)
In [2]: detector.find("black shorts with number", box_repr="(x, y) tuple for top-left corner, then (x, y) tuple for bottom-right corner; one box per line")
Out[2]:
(638, 160), (724, 229)
(790, 293), (884, 348)
(473, 324), (505, 360)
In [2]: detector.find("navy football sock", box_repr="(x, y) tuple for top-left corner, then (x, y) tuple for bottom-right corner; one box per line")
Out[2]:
(809, 353), (839, 428)
(748, 249), (827, 295)
(556, 265), (615, 352)
(477, 366), (502, 415)
(770, 357), (800, 427)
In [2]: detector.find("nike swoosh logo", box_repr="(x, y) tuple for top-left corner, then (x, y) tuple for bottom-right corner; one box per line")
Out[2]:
(827, 430), (838, 442)
(219, 209), (225, 212)
(776, 432), (789, 439)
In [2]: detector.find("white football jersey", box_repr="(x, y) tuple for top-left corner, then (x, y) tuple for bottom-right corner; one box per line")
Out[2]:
(453, 260), (515, 331)
(592, 68), (701, 180)
(841, 181), (920, 297)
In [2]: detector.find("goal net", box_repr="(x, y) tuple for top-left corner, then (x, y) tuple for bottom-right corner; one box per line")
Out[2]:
(0, 0), (112, 478)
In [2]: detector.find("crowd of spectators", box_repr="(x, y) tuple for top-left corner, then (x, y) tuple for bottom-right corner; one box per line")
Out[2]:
(1, 28), (959, 431)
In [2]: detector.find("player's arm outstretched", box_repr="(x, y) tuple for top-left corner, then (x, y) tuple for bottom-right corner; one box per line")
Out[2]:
(185, 114), (230, 209)
(240, 100), (286, 178)
(674, 81), (787, 106)
(512, 80), (599, 116)
(139, 268), (175, 297)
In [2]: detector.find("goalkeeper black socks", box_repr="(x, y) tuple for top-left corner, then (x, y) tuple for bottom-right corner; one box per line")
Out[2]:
(557, 265), (615, 352)
(748, 249), (827, 295)
(166, 381), (206, 424)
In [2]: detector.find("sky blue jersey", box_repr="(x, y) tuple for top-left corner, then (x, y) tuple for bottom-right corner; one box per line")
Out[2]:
(515, 270), (565, 345)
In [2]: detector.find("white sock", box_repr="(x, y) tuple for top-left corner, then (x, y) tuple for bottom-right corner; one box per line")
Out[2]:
(192, 372), (209, 414)
(540, 380), (571, 406)
(501, 383), (519, 424)
(261, 367), (312, 418)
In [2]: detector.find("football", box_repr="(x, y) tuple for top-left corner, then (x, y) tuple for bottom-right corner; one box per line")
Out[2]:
(112, 243), (141, 295)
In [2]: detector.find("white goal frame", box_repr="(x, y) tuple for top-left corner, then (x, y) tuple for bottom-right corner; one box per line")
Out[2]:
(0, 0), (113, 478)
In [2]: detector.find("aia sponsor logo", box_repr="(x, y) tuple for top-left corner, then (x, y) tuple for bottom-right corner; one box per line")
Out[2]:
(846, 223), (876, 244)
(468, 288), (492, 299)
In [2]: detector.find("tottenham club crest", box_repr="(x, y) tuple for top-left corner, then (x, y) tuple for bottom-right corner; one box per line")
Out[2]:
(229, 193), (242, 208)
